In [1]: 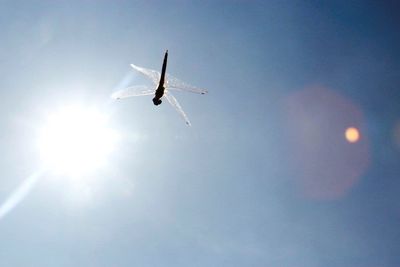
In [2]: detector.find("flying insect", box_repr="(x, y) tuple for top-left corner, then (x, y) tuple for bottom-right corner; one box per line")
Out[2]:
(112, 50), (207, 126)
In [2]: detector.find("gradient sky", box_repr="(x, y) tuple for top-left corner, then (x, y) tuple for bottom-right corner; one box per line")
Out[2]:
(0, 1), (400, 266)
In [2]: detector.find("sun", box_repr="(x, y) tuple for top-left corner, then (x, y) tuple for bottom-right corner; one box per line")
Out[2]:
(37, 105), (119, 176)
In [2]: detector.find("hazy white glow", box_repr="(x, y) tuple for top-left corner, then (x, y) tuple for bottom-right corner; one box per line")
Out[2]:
(37, 106), (119, 176)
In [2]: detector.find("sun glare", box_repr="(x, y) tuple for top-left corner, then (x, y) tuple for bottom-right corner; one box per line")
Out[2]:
(37, 106), (119, 176)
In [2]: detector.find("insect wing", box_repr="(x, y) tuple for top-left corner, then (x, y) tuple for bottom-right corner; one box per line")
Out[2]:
(164, 91), (191, 126)
(112, 85), (155, 99)
(166, 74), (208, 95)
(130, 64), (161, 85)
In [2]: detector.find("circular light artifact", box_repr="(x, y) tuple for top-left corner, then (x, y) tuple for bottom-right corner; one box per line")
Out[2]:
(345, 127), (360, 143)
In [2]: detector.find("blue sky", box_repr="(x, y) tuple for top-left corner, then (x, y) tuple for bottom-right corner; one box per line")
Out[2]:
(0, 1), (400, 266)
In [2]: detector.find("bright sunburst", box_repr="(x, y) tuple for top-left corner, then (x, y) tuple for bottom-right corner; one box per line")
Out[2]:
(37, 105), (119, 176)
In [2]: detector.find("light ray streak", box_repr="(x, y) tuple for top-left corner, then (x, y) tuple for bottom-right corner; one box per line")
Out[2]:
(0, 170), (44, 220)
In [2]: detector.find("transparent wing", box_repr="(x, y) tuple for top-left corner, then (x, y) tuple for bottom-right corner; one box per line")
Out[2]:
(111, 85), (155, 99)
(164, 91), (191, 126)
(166, 74), (208, 94)
(130, 64), (160, 85)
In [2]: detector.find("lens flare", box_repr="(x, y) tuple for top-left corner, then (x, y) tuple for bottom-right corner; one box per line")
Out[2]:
(345, 127), (360, 143)
(0, 171), (43, 220)
(283, 86), (370, 200)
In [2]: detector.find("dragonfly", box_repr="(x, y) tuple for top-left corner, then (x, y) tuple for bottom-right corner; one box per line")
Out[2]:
(112, 50), (207, 126)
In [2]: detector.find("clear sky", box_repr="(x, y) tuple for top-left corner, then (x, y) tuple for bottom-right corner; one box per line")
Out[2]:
(0, 1), (400, 266)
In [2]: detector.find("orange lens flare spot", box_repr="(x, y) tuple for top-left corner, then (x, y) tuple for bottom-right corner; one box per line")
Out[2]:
(345, 127), (360, 143)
